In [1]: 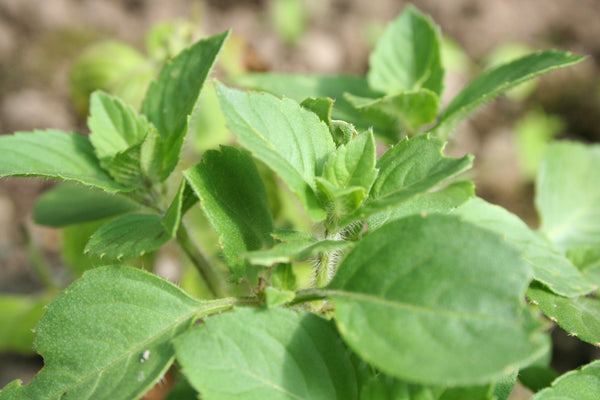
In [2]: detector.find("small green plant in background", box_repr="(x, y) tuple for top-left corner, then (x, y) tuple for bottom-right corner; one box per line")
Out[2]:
(1, 5), (600, 400)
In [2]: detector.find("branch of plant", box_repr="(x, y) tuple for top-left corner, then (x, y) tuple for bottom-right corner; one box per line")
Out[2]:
(176, 222), (227, 298)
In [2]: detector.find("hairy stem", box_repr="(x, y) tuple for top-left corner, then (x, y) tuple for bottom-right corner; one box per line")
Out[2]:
(176, 223), (226, 298)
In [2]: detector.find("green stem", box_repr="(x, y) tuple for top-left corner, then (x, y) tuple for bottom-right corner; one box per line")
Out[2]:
(288, 288), (328, 306)
(176, 223), (226, 299)
(315, 250), (333, 288)
(19, 226), (60, 290)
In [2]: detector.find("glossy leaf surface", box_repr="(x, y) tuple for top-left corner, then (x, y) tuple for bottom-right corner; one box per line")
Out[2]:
(175, 307), (358, 400)
(328, 214), (547, 385)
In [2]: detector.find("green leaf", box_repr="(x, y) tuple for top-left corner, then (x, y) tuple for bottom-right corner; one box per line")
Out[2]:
(454, 198), (594, 297)
(343, 135), (472, 225)
(162, 179), (198, 238)
(94, 143), (146, 187)
(367, 5), (444, 95)
(0, 294), (50, 355)
(33, 183), (140, 227)
(518, 366), (558, 393)
(184, 146), (274, 281)
(174, 307), (358, 400)
(368, 180), (475, 230)
(88, 91), (152, 160)
(264, 287), (296, 308)
(345, 90), (440, 137)
(84, 214), (171, 261)
(300, 97), (358, 146)
(245, 235), (352, 266)
(531, 360), (600, 400)
(536, 141), (600, 252)
(141, 31), (229, 180)
(216, 83), (336, 221)
(300, 97), (334, 124)
(433, 51), (585, 138)
(0, 265), (226, 400)
(231, 73), (378, 133)
(567, 247), (600, 288)
(327, 214), (547, 385)
(315, 178), (367, 220)
(0, 130), (128, 192)
(528, 283), (600, 346)
(322, 130), (378, 192)
(492, 372), (518, 400)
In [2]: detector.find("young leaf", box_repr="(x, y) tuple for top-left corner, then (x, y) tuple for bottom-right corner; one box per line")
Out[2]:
(162, 179), (198, 237)
(531, 360), (600, 400)
(433, 51), (585, 138)
(184, 146), (274, 281)
(33, 183), (140, 227)
(368, 180), (475, 230)
(97, 143), (146, 187)
(300, 97), (358, 146)
(0, 266), (223, 400)
(536, 141), (600, 252)
(174, 307), (358, 400)
(454, 198), (595, 297)
(88, 90), (152, 160)
(528, 283), (600, 346)
(342, 135), (472, 225)
(327, 214), (547, 385)
(84, 214), (171, 261)
(322, 130), (378, 193)
(367, 5), (444, 95)
(315, 179), (367, 219)
(216, 83), (336, 221)
(345, 89), (440, 137)
(141, 31), (229, 180)
(0, 130), (128, 192)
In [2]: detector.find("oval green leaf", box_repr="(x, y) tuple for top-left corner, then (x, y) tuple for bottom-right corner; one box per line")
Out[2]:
(327, 214), (547, 385)
(0, 130), (128, 192)
(84, 214), (171, 261)
(175, 307), (358, 400)
(531, 360), (600, 400)
(33, 183), (140, 227)
(0, 266), (215, 400)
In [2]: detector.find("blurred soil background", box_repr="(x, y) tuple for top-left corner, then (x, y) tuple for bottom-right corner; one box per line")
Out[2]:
(1, 0), (600, 398)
